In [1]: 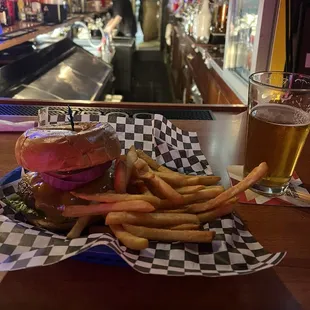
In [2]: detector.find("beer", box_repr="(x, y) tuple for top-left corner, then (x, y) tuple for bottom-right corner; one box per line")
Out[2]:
(244, 104), (310, 190)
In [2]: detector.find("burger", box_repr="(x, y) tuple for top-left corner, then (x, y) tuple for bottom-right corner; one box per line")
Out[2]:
(13, 122), (121, 232)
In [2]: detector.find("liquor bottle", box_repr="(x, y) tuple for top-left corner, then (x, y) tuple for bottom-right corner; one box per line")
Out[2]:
(0, 0), (11, 26)
(0, 1), (7, 25)
(17, 0), (26, 21)
(196, 0), (211, 43)
(0, 1), (5, 25)
(6, 0), (15, 25)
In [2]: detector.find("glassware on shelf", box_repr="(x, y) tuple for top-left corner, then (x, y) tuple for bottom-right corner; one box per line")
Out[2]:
(210, 0), (228, 33)
(195, 0), (211, 42)
(224, 0), (259, 82)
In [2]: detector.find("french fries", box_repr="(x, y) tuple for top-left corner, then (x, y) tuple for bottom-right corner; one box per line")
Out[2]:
(145, 175), (184, 204)
(63, 145), (268, 252)
(187, 162), (268, 213)
(123, 224), (215, 243)
(110, 224), (149, 250)
(157, 186), (225, 209)
(67, 216), (92, 239)
(105, 211), (199, 227)
(61, 200), (155, 217)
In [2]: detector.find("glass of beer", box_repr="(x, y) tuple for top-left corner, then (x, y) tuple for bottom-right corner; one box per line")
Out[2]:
(244, 72), (310, 196)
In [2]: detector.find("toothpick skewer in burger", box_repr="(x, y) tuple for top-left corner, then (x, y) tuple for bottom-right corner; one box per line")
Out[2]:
(14, 122), (121, 231)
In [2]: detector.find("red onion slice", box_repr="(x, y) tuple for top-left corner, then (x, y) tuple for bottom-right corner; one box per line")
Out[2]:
(41, 161), (112, 191)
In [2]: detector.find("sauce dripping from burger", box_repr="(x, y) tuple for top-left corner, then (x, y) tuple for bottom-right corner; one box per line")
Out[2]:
(28, 169), (113, 222)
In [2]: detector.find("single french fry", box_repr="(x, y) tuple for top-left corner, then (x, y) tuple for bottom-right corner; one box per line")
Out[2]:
(169, 223), (200, 230)
(189, 162), (268, 213)
(114, 157), (127, 193)
(136, 149), (161, 170)
(134, 158), (152, 177)
(185, 175), (221, 186)
(136, 149), (174, 173)
(126, 146), (138, 184)
(198, 202), (235, 223)
(182, 187), (224, 204)
(71, 192), (161, 207)
(123, 224), (215, 243)
(61, 200), (155, 217)
(106, 211), (199, 227)
(188, 196), (238, 214)
(158, 166), (174, 173)
(227, 196), (238, 204)
(110, 224), (149, 250)
(187, 197), (238, 215)
(175, 185), (206, 195)
(154, 171), (221, 187)
(160, 208), (189, 213)
(67, 216), (92, 239)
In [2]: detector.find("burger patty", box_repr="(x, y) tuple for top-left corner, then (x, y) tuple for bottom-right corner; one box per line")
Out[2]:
(17, 170), (114, 222)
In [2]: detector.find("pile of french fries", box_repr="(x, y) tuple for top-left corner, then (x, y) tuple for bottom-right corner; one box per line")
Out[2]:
(62, 146), (268, 250)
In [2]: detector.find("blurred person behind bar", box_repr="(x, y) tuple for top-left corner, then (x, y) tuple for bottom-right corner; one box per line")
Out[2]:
(110, 0), (137, 37)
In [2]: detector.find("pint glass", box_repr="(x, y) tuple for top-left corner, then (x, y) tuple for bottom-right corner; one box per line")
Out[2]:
(244, 72), (310, 196)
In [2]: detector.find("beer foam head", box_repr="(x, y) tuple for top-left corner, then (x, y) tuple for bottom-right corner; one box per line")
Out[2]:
(252, 104), (310, 126)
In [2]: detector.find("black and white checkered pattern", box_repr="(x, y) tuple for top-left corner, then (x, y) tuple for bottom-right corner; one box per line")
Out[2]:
(0, 114), (286, 274)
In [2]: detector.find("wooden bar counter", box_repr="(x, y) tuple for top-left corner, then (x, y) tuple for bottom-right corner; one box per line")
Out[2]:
(0, 111), (309, 309)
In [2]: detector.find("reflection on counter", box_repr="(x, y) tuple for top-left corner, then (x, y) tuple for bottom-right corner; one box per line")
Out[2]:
(0, 38), (113, 101)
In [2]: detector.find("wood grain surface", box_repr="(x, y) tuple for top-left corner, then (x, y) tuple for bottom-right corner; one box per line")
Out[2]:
(0, 112), (309, 309)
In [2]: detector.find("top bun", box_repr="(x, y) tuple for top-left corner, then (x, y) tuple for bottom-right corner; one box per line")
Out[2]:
(15, 122), (121, 172)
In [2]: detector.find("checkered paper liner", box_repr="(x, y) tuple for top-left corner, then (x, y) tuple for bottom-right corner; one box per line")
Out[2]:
(0, 114), (285, 274)
(228, 165), (310, 207)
